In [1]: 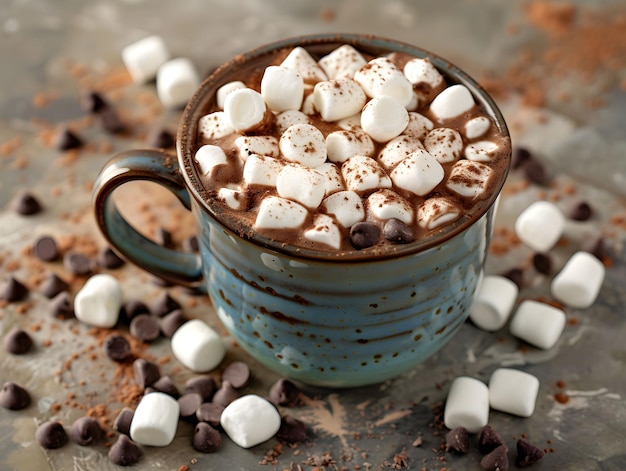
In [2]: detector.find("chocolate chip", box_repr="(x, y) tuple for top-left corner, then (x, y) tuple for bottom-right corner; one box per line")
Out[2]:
(276, 415), (307, 444)
(500, 267), (524, 290)
(120, 299), (150, 324)
(584, 236), (609, 261)
(155, 227), (173, 248)
(516, 438), (545, 467)
(178, 392), (204, 420)
(63, 252), (93, 276)
(108, 434), (143, 466)
(129, 314), (161, 342)
(568, 201), (593, 221)
(160, 309), (187, 338)
(4, 328), (33, 354)
(80, 90), (107, 114)
(50, 291), (74, 319)
(147, 127), (175, 149)
(14, 191), (42, 215)
(0, 277), (29, 302)
(98, 246), (125, 269)
(54, 126), (83, 150)
(0, 381), (31, 410)
(113, 407), (135, 435)
(185, 375), (216, 402)
(104, 334), (132, 362)
(35, 421), (68, 449)
(269, 378), (301, 407)
(479, 424), (505, 454)
(222, 361), (250, 389)
(192, 422), (222, 453)
(183, 235), (199, 252)
(34, 236), (59, 262)
(98, 105), (125, 134)
(480, 444), (509, 471)
(522, 158), (549, 186)
(532, 252), (552, 275)
(384, 218), (415, 244)
(152, 376), (180, 398)
(212, 380), (241, 407)
(511, 147), (532, 169)
(151, 292), (181, 317)
(445, 426), (469, 454)
(133, 358), (161, 388)
(40, 272), (69, 299)
(350, 222), (381, 249)
(70, 416), (101, 446)
(196, 402), (224, 427)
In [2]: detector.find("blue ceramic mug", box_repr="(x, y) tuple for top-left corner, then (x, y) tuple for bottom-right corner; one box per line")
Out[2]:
(93, 34), (510, 387)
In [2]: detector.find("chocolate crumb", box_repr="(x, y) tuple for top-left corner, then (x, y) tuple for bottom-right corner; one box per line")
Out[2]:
(480, 444), (509, 471)
(35, 421), (68, 449)
(445, 426), (470, 454)
(108, 434), (143, 466)
(4, 328), (34, 354)
(192, 422), (222, 453)
(0, 381), (31, 410)
(516, 438), (545, 467)
(14, 191), (43, 216)
(479, 424), (505, 454)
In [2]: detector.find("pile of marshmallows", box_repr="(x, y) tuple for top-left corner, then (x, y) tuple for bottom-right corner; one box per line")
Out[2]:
(74, 275), (278, 449)
(444, 199), (606, 432)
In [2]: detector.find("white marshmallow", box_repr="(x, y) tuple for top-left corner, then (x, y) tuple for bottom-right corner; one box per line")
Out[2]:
(465, 140), (499, 162)
(280, 46), (328, 83)
(361, 96), (409, 142)
(509, 300), (566, 350)
(218, 187), (244, 210)
(130, 392), (180, 447)
(195, 144), (228, 177)
(465, 116), (491, 139)
(170, 319), (226, 372)
(301, 92), (317, 115)
(405, 91), (420, 111)
(417, 197), (462, 230)
(402, 57), (444, 89)
(337, 113), (362, 131)
(443, 376), (489, 433)
(430, 84), (475, 120)
(313, 79), (367, 122)
(341, 155), (392, 193)
(354, 57), (413, 107)
(367, 189), (413, 224)
(304, 214), (342, 249)
(121, 35), (170, 84)
(156, 57), (201, 108)
(488, 368), (540, 418)
(551, 251), (605, 308)
(224, 88), (268, 132)
(242, 154), (284, 186)
(514, 201), (565, 252)
(322, 190), (365, 228)
(275, 110), (310, 134)
(404, 112), (434, 139)
(446, 160), (493, 199)
(74, 274), (122, 328)
(220, 395), (281, 448)
(378, 135), (425, 169)
(390, 149), (444, 196)
(216, 81), (246, 109)
(234, 135), (279, 162)
(198, 112), (235, 140)
(316, 162), (345, 195)
(276, 165), (326, 209)
(318, 44), (367, 80)
(423, 128), (463, 164)
(261, 65), (304, 112)
(469, 275), (519, 331)
(255, 196), (308, 229)
(326, 130), (375, 163)
(279, 123), (326, 167)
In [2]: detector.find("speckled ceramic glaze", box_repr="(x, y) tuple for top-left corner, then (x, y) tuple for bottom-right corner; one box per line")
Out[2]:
(93, 34), (510, 387)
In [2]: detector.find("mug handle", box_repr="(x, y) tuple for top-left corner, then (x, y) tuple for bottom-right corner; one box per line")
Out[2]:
(92, 149), (203, 287)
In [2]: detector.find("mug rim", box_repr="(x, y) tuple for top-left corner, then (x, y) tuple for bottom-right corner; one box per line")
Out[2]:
(177, 33), (511, 262)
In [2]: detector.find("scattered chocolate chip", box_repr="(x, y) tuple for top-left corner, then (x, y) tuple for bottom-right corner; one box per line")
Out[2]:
(0, 277), (29, 302)
(522, 158), (549, 186)
(511, 147), (532, 169)
(33, 235), (59, 262)
(584, 236), (609, 261)
(35, 421), (68, 449)
(151, 292), (181, 317)
(4, 328), (33, 354)
(98, 105), (125, 134)
(108, 434), (143, 466)
(113, 407), (135, 436)
(129, 314), (161, 342)
(151, 376), (180, 398)
(516, 438), (545, 467)
(192, 422), (222, 453)
(155, 227), (173, 248)
(98, 246), (125, 269)
(445, 426), (469, 454)
(104, 334), (132, 362)
(178, 392), (204, 420)
(212, 380), (241, 407)
(133, 358), (161, 388)
(147, 127), (175, 149)
(479, 424), (505, 454)
(196, 402), (224, 427)
(185, 375), (216, 402)
(40, 272), (69, 299)
(160, 309), (187, 338)
(14, 191), (43, 215)
(70, 416), (101, 446)
(63, 252), (93, 276)
(222, 361), (250, 389)
(480, 444), (509, 471)
(350, 222), (381, 249)
(532, 252), (552, 275)
(568, 201), (593, 221)
(0, 381), (31, 410)
(269, 378), (301, 407)
(384, 218), (415, 244)
(276, 415), (307, 443)
(49, 291), (74, 319)
(120, 299), (150, 324)
(54, 126), (83, 150)
(500, 267), (524, 290)
(183, 235), (199, 252)
(80, 90), (107, 114)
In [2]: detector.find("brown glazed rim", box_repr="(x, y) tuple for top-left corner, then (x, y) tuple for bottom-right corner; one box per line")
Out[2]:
(178, 33), (511, 262)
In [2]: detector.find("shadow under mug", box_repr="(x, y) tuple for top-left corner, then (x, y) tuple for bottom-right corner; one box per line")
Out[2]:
(93, 34), (510, 388)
